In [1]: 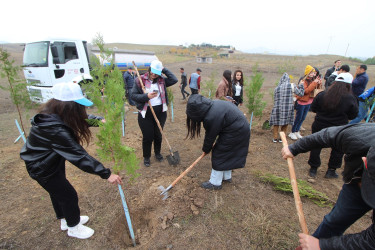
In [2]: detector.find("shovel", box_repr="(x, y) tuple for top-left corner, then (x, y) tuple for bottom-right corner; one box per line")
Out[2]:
(132, 61), (180, 165)
(280, 132), (309, 234)
(159, 152), (206, 200)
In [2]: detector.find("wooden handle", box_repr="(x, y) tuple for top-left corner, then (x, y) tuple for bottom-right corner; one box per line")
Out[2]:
(171, 153), (205, 187)
(132, 61), (173, 152)
(280, 132), (309, 235)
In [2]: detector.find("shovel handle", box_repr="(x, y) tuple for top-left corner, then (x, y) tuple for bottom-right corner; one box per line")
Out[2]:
(132, 61), (173, 153)
(280, 132), (309, 235)
(170, 152), (206, 187)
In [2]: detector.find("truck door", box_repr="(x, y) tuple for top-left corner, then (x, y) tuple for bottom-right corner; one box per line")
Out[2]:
(50, 41), (86, 84)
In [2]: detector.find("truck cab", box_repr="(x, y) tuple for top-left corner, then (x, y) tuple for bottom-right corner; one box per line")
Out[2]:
(23, 40), (92, 103)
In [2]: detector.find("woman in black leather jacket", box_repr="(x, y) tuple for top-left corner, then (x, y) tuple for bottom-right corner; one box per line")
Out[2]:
(20, 82), (122, 239)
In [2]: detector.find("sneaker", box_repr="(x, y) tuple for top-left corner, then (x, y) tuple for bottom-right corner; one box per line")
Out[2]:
(324, 169), (339, 179)
(308, 167), (318, 178)
(144, 157), (151, 167)
(67, 224), (94, 239)
(288, 132), (298, 140)
(155, 154), (164, 162)
(61, 216), (89, 231)
(201, 181), (222, 190)
(296, 132), (303, 139)
(222, 178), (232, 183)
(272, 139), (278, 143)
(278, 139), (283, 143)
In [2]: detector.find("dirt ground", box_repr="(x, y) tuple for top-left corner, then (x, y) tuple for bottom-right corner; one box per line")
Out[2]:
(0, 45), (374, 249)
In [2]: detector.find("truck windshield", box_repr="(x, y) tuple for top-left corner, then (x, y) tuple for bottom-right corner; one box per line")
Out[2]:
(23, 42), (49, 67)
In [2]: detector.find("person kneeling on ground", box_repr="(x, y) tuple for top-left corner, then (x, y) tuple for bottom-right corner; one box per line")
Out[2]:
(186, 94), (250, 190)
(20, 82), (122, 240)
(281, 123), (375, 249)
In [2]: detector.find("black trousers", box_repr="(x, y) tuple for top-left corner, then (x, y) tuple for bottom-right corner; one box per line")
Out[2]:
(233, 96), (241, 106)
(138, 105), (167, 158)
(190, 88), (198, 95)
(308, 122), (344, 170)
(181, 84), (190, 99)
(37, 165), (80, 227)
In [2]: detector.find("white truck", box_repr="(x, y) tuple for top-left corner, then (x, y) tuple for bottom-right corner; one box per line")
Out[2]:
(23, 39), (157, 103)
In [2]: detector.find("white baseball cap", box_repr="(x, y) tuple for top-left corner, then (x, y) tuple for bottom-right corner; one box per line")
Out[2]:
(52, 82), (93, 106)
(335, 72), (353, 84)
(150, 60), (163, 76)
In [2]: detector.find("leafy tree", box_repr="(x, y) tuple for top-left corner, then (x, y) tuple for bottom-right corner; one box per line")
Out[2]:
(245, 65), (266, 119)
(0, 48), (35, 137)
(85, 34), (139, 180)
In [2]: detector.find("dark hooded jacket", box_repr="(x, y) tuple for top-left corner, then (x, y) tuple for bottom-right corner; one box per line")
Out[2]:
(288, 123), (375, 250)
(186, 95), (250, 171)
(20, 114), (111, 184)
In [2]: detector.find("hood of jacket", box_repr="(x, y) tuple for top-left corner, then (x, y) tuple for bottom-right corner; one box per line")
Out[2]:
(186, 94), (213, 122)
(31, 113), (64, 128)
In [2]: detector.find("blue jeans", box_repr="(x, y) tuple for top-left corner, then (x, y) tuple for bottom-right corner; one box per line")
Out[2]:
(292, 103), (311, 132)
(349, 101), (367, 124)
(312, 183), (371, 239)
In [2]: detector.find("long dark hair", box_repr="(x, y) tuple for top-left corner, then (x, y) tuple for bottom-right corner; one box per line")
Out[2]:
(185, 117), (201, 139)
(223, 70), (232, 96)
(323, 81), (352, 111)
(233, 70), (244, 86)
(39, 99), (91, 145)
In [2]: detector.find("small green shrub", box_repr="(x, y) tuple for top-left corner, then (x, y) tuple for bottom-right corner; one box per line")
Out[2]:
(245, 65), (266, 119)
(202, 71), (217, 99)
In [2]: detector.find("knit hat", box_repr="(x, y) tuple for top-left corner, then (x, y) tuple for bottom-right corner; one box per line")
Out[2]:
(304, 65), (315, 76)
(52, 82), (93, 107)
(335, 72), (353, 84)
(361, 147), (375, 208)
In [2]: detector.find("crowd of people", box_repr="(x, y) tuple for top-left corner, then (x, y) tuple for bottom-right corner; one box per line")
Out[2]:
(20, 58), (375, 249)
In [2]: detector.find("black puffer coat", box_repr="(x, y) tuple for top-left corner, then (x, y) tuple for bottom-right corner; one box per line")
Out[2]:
(186, 95), (250, 171)
(20, 114), (111, 184)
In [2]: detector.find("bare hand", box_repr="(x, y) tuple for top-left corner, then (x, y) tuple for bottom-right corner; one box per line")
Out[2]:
(298, 233), (320, 250)
(281, 145), (294, 159)
(101, 119), (106, 123)
(107, 174), (123, 185)
(147, 92), (158, 99)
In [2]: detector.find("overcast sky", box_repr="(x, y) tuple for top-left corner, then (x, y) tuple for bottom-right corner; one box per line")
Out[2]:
(2, 0), (375, 58)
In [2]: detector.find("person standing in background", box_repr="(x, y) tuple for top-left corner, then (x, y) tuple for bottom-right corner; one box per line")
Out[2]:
(232, 70), (244, 106)
(324, 60), (341, 83)
(179, 67), (190, 100)
(189, 68), (202, 94)
(123, 67), (135, 106)
(215, 70), (233, 102)
(352, 65), (369, 97)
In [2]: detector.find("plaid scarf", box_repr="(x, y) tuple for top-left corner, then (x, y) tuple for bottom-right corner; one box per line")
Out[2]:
(140, 72), (168, 118)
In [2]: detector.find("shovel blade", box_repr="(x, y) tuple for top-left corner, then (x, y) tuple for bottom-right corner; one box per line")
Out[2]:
(166, 151), (180, 166)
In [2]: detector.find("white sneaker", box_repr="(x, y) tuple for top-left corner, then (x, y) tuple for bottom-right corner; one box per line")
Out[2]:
(61, 216), (89, 231)
(288, 132), (298, 140)
(67, 224), (94, 239)
(296, 132), (303, 139)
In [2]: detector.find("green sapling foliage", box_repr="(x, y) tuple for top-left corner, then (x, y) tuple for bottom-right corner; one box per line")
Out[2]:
(245, 65), (266, 119)
(85, 34), (139, 181)
(202, 71), (217, 99)
(0, 47), (35, 137)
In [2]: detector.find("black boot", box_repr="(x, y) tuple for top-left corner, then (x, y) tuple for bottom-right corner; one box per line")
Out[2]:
(144, 157), (151, 167)
(308, 166), (318, 178)
(155, 153), (164, 162)
(325, 168), (339, 179)
(201, 181), (222, 190)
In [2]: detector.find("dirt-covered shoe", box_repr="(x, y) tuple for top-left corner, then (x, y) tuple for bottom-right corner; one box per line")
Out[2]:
(273, 139), (278, 143)
(308, 167), (318, 178)
(67, 224), (94, 239)
(324, 169), (339, 179)
(144, 157), (151, 167)
(61, 216), (89, 231)
(222, 178), (232, 183)
(155, 154), (164, 162)
(201, 181), (222, 190)
(288, 132), (298, 140)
